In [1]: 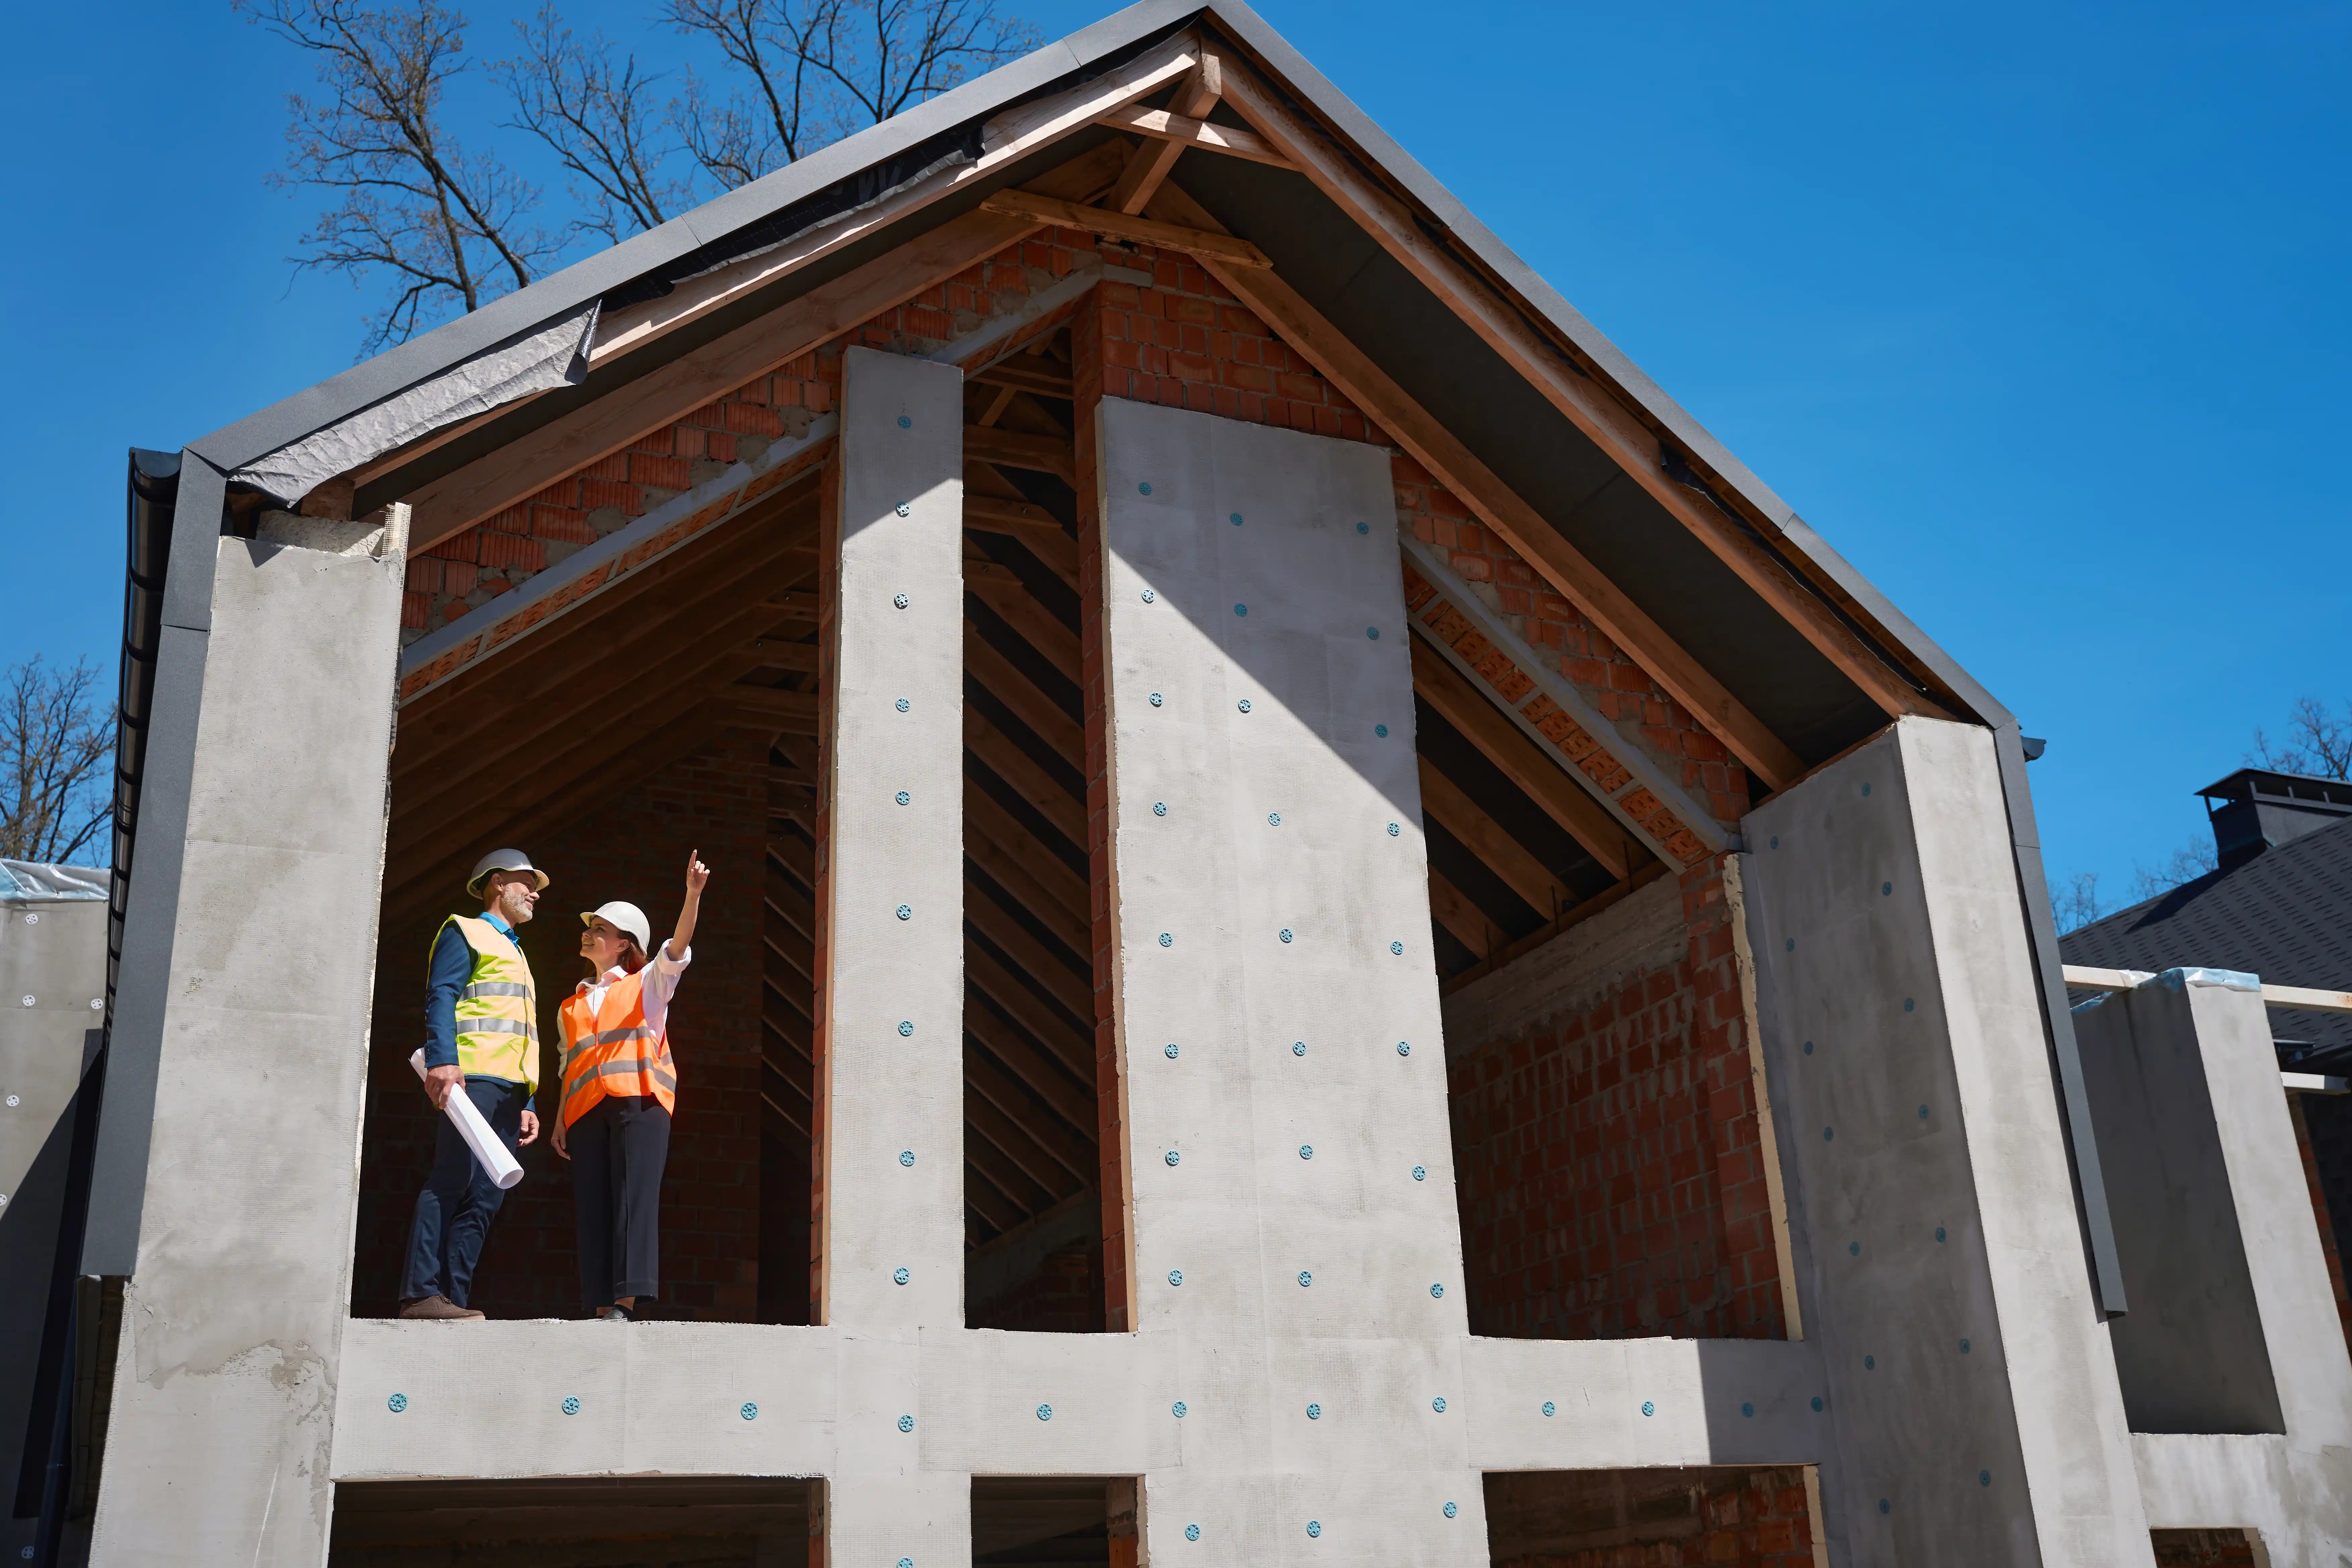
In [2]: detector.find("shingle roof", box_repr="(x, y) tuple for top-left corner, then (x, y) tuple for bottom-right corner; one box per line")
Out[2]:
(2062, 814), (2352, 1071)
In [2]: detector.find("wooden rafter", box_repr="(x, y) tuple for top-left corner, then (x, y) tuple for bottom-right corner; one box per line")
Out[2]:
(1210, 59), (1955, 728)
(966, 561), (1081, 675)
(965, 992), (1093, 1134)
(1410, 639), (1637, 880)
(966, 942), (1091, 1076)
(1094, 104), (1289, 170)
(965, 495), (1079, 586)
(979, 188), (1271, 270)
(1427, 867), (1502, 959)
(967, 1050), (1094, 1187)
(1141, 182), (1804, 789)
(966, 892), (1091, 1022)
(967, 786), (1088, 927)
(966, 705), (1084, 848)
(966, 630), (1083, 768)
(395, 140), (1129, 552)
(964, 424), (1077, 484)
(1416, 756), (1570, 918)
(1108, 53), (1225, 214)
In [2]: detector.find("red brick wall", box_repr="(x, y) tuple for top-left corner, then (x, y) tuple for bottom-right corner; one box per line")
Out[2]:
(2150, 1530), (2260, 1566)
(970, 1240), (1105, 1334)
(1486, 1466), (1816, 1567)
(405, 241), (1095, 642)
(354, 734), (770, 1320)
(1447, 862), (1785, 1341)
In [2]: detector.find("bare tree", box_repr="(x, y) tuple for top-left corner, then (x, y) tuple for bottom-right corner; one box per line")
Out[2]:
(2051, 870), (2106, 934)
(2129, 840), (2218, 901)
(2251, 696), (2352, 780)
(500, 6), (689, 244)
(243, 0), (557, 352)
(0, 658), (113, 868)
(659, 0), (1039, 190)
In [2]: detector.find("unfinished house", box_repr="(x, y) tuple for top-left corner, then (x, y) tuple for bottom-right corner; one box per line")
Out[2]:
(40, 1), (2352, 1563)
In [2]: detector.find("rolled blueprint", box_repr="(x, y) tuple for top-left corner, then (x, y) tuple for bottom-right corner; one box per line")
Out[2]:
(409, 1049), (524, 1189)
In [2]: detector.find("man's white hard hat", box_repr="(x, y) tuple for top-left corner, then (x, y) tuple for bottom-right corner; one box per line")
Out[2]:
(467, 848), (548, 898)
(581, 901), (653, 954)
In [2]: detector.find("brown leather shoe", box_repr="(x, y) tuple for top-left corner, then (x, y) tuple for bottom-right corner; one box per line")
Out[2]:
(398, 1294), (485, 1321)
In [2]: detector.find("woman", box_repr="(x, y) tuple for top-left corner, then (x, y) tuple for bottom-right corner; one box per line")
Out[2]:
(551, 849), (709, 1320)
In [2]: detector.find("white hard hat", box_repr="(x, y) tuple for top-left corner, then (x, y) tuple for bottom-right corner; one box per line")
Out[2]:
(581, 901), (652, 953)
(467, 848), (548, 897)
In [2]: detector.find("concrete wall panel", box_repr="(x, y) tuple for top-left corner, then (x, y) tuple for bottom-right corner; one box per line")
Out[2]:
(821, 347), (965, 1330)
(1742, 716), (2150, 1566)
(90, 537), (403, 1567)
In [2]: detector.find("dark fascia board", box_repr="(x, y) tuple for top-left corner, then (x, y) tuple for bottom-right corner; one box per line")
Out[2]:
(186, 0), (1207, 473)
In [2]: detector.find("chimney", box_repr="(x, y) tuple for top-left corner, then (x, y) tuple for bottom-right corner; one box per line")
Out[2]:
(2197, 767), (2352, 870)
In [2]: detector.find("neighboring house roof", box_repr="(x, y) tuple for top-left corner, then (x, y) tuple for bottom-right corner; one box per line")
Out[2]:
(2062, 810), (2352, 1072)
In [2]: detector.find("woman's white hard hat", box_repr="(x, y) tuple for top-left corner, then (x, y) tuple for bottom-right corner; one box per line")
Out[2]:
(581, 901), (653, 953)
(466, 848), (548, 897)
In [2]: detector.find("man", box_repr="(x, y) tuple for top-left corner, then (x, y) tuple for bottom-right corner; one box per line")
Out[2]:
(399, 848), (547, 1320)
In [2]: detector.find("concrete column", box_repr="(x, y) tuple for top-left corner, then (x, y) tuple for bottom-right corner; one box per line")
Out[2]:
(818, 346), (969, 1565)
(88, 531), (404, 1567)
(2076, 971), (2352, 1563)
(1092, 397), (1481, 1565)
(1741, 716), (2150, 1566)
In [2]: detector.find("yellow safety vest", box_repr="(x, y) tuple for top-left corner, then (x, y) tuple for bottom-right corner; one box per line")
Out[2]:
(436, 914), (541, 1094)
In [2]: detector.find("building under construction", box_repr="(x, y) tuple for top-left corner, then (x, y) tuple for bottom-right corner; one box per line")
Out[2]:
(12, 1), (2350, 1562)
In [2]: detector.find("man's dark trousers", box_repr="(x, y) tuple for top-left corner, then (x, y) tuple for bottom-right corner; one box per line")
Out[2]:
(402, 1077), (526, 1308)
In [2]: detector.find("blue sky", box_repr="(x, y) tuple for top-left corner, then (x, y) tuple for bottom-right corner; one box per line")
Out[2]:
(3, 1), (2345, 906)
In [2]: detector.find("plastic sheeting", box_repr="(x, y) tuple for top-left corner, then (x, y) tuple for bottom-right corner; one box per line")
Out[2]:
(231, 300), (600, 506)
(0, 861), (107, 900)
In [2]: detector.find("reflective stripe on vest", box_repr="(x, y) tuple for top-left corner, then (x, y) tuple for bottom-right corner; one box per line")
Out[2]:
(557, 970), (677, 1127)
(439, 915), (541, 1094)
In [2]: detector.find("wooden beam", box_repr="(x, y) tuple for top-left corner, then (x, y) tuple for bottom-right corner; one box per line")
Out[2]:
(1439, 863), (1667, 998)
(1141, 182), (1805, 790)
(1212, 59), (1952, 729)
(964, 991), (1094, 1133)
(979, 188), (1272, 269)
(708, 684), (821, 732)
(966, 560), (1081, 675)
(398, 144), (1127, 552)
(965, 1082), (1084, 1200)
(392, 577), (803, 845)
(748, 641), (821, 675)
(971, 360), (1074, 400)
(964, 424), (1077, 484)
(1095, 105), (1288, 169)
(1411, 638), (1635, 880)
(966, 890), (1093, 1023)
(1416, 755), (1569, 918)
(965, 629), (1083, 767)
(966, 705), (1084, 847)
(966, 1050), (1095, 1187)
(966, 941), (1092, 1079)
(1427, 867), (1502, 959)
(965, 495), (1079, 587)
(960, 1123), (1048, 1230)
(966, 800), (1090, 945)
(1109, 54), (1222, 215)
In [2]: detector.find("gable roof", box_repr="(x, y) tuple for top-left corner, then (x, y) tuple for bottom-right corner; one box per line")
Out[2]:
(173, 0), (2018, 771)
(2062, 815), (2352, 1072)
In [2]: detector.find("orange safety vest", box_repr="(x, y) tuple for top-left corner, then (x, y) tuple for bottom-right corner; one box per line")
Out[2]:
(557, 970), (678, 1129)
